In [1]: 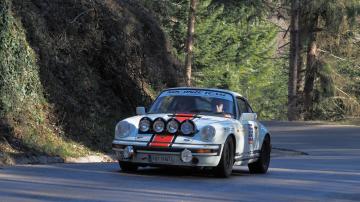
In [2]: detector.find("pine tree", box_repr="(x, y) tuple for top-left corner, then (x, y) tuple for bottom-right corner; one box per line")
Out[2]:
(194, 0), (287, 119)
(138, 0), (288, 119)
(298, 0), (360, 120)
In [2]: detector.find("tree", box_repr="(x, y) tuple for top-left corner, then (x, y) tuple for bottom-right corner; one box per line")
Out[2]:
(185, 0), (197, 86)
(288, 0), (301, 121)
(139, 0), (288, 119)
(194, 0), (287, 119)
(299, 0), (359, 120)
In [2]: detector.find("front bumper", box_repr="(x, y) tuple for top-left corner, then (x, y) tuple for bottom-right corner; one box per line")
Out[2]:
(112, 140), (222, 167)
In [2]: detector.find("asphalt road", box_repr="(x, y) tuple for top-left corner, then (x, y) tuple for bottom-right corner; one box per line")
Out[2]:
(1, 121), (360, 202)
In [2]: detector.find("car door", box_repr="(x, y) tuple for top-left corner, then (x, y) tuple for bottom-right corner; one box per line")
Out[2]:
(236, 97), (259, 154)
(245, 101), (260, 152)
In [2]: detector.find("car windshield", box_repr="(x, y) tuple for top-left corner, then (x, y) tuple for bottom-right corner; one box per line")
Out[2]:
(148, 89), (235, 118)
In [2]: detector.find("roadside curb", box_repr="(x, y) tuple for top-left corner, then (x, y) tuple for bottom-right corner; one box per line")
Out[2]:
(13, 155), (64, 165)
(0, 153), (117, 166)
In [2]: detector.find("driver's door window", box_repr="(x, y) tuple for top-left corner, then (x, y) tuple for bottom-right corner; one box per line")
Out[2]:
(236, 98), (249, 118)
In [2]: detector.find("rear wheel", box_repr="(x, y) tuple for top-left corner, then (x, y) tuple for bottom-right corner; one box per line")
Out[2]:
(214, 136), (235, 178)
(119, 161), (138, 172)
(248, 135), (271, 174)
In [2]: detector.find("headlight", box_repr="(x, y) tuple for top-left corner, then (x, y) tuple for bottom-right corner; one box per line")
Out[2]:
(139, 117), (152, 133)
(115, 121), (131, 139)
(180, 120), (195, 135)
(166, 118), (179, 134)
(153, 118), (166, 133)
(200, 125), (216, 141)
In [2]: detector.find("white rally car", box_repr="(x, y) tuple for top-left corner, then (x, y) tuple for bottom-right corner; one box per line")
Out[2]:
(112, 88), (271, 177)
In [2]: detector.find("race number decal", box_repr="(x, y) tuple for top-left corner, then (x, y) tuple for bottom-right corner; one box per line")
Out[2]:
(248, 124), (254, 144)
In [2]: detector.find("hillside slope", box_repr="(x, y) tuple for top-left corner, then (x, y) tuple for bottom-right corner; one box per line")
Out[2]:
(0, 0), (180, 160)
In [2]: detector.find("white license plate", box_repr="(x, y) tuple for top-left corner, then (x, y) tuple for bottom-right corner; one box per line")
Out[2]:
(149, 155), (177, 163)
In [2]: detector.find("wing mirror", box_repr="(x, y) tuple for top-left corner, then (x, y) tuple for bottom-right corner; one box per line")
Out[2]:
(136, 107), (146, 115)
(240, 113), (257, 121)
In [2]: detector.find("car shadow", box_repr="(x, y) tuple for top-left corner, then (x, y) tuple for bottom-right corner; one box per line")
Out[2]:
(116, 166), (252, 178)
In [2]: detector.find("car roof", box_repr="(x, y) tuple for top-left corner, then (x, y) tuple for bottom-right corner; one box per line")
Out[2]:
(163, 87), (245, 99)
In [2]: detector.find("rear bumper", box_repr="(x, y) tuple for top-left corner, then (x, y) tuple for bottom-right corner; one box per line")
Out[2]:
(112, 140), (222, 167)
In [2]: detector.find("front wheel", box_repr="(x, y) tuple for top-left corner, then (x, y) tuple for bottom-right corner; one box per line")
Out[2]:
(214, 136), (235, 178)
(248, 135), (271, 174)
(119, 161), (138, 172)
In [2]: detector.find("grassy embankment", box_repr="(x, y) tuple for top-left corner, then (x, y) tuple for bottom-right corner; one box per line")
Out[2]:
(0, 1), (92, 163)
(1, 0), (180, 164)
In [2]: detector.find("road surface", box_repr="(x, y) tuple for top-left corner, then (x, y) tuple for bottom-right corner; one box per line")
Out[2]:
(1, 121), (360, 202)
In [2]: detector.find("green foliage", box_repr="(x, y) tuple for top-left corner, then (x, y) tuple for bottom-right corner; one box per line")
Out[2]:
(0, 2), (41, 115)
(194, 1), (287, 119)
(0, 0), (91, 157)
(298, 0), (360, 120)
(139, 0), (288, 119)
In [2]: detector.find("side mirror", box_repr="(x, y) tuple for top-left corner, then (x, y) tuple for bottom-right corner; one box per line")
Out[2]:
(240, 113), (257, 122)
(136, 107), (146, 115)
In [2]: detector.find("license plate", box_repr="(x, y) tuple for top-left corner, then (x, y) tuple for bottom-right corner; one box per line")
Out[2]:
(149, 154), (177, 163)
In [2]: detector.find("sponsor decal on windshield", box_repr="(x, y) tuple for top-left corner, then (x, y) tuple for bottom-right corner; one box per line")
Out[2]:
(160, 89), (233, 101)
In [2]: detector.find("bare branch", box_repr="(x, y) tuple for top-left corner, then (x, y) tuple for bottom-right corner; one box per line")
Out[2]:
(318, 49), (346, 61)
(283, 26), (290, 39)
(70, 9), (94, 24)
(335, 86), (360, 105)
(278, 42), (290, 49)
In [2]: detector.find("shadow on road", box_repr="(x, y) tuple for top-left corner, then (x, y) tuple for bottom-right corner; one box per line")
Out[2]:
(115, 165), (253, 178)
(2, 159), (360, 201)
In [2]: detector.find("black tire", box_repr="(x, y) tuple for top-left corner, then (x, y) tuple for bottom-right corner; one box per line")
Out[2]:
(119, 161), (138, 172)
(248, 135), (271, 174)
(214, 136), (235, 178)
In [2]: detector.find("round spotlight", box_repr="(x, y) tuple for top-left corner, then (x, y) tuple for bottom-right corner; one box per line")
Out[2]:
(181, 149), (193, 163)
(180, 120), (195, 135)
(166, 118), (179, 134)
(153, 118), (166, 133)
(123, 146), (134, 159)
(139, 117), (152, 133)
